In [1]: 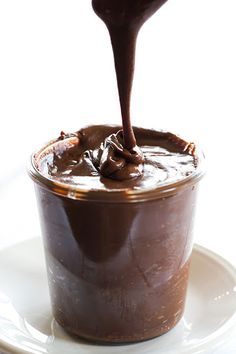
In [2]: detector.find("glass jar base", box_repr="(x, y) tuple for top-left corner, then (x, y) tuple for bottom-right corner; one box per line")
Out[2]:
(54, 311), (184, 344)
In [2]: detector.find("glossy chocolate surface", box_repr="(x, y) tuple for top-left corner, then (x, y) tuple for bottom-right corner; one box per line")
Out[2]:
(36, 125), (197, 191)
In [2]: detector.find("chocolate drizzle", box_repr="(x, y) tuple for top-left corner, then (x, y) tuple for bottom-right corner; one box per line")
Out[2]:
(92, 0), (168, 179)
(35, 1), (199, 188)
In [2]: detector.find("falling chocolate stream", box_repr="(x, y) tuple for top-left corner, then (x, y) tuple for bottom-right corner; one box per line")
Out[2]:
(36, 0), (198, 185)
(92, 0), (168, 150)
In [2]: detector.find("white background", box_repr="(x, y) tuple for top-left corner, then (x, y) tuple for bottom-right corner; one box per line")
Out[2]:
(0, 1), (236, 351)
(1, 0), (236, 258)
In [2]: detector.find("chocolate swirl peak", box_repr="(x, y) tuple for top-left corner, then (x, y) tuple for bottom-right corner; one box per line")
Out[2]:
(92, 130), (144, 180)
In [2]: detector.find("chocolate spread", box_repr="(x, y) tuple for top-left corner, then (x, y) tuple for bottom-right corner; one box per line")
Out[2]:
(37, 125), (197, 190)
(30, 0), (204, 344)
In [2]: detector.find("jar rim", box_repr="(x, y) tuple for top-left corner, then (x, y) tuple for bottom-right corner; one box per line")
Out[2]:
(28, 134), (205, 203)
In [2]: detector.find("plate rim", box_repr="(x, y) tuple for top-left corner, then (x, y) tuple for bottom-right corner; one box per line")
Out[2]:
(0, 239), (236, 354)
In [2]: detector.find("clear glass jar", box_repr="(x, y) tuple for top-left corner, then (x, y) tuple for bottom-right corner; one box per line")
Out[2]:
(28, 132), (205, 343)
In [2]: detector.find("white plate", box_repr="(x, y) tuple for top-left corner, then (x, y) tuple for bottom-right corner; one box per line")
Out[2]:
(0, 239), (236, 354)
